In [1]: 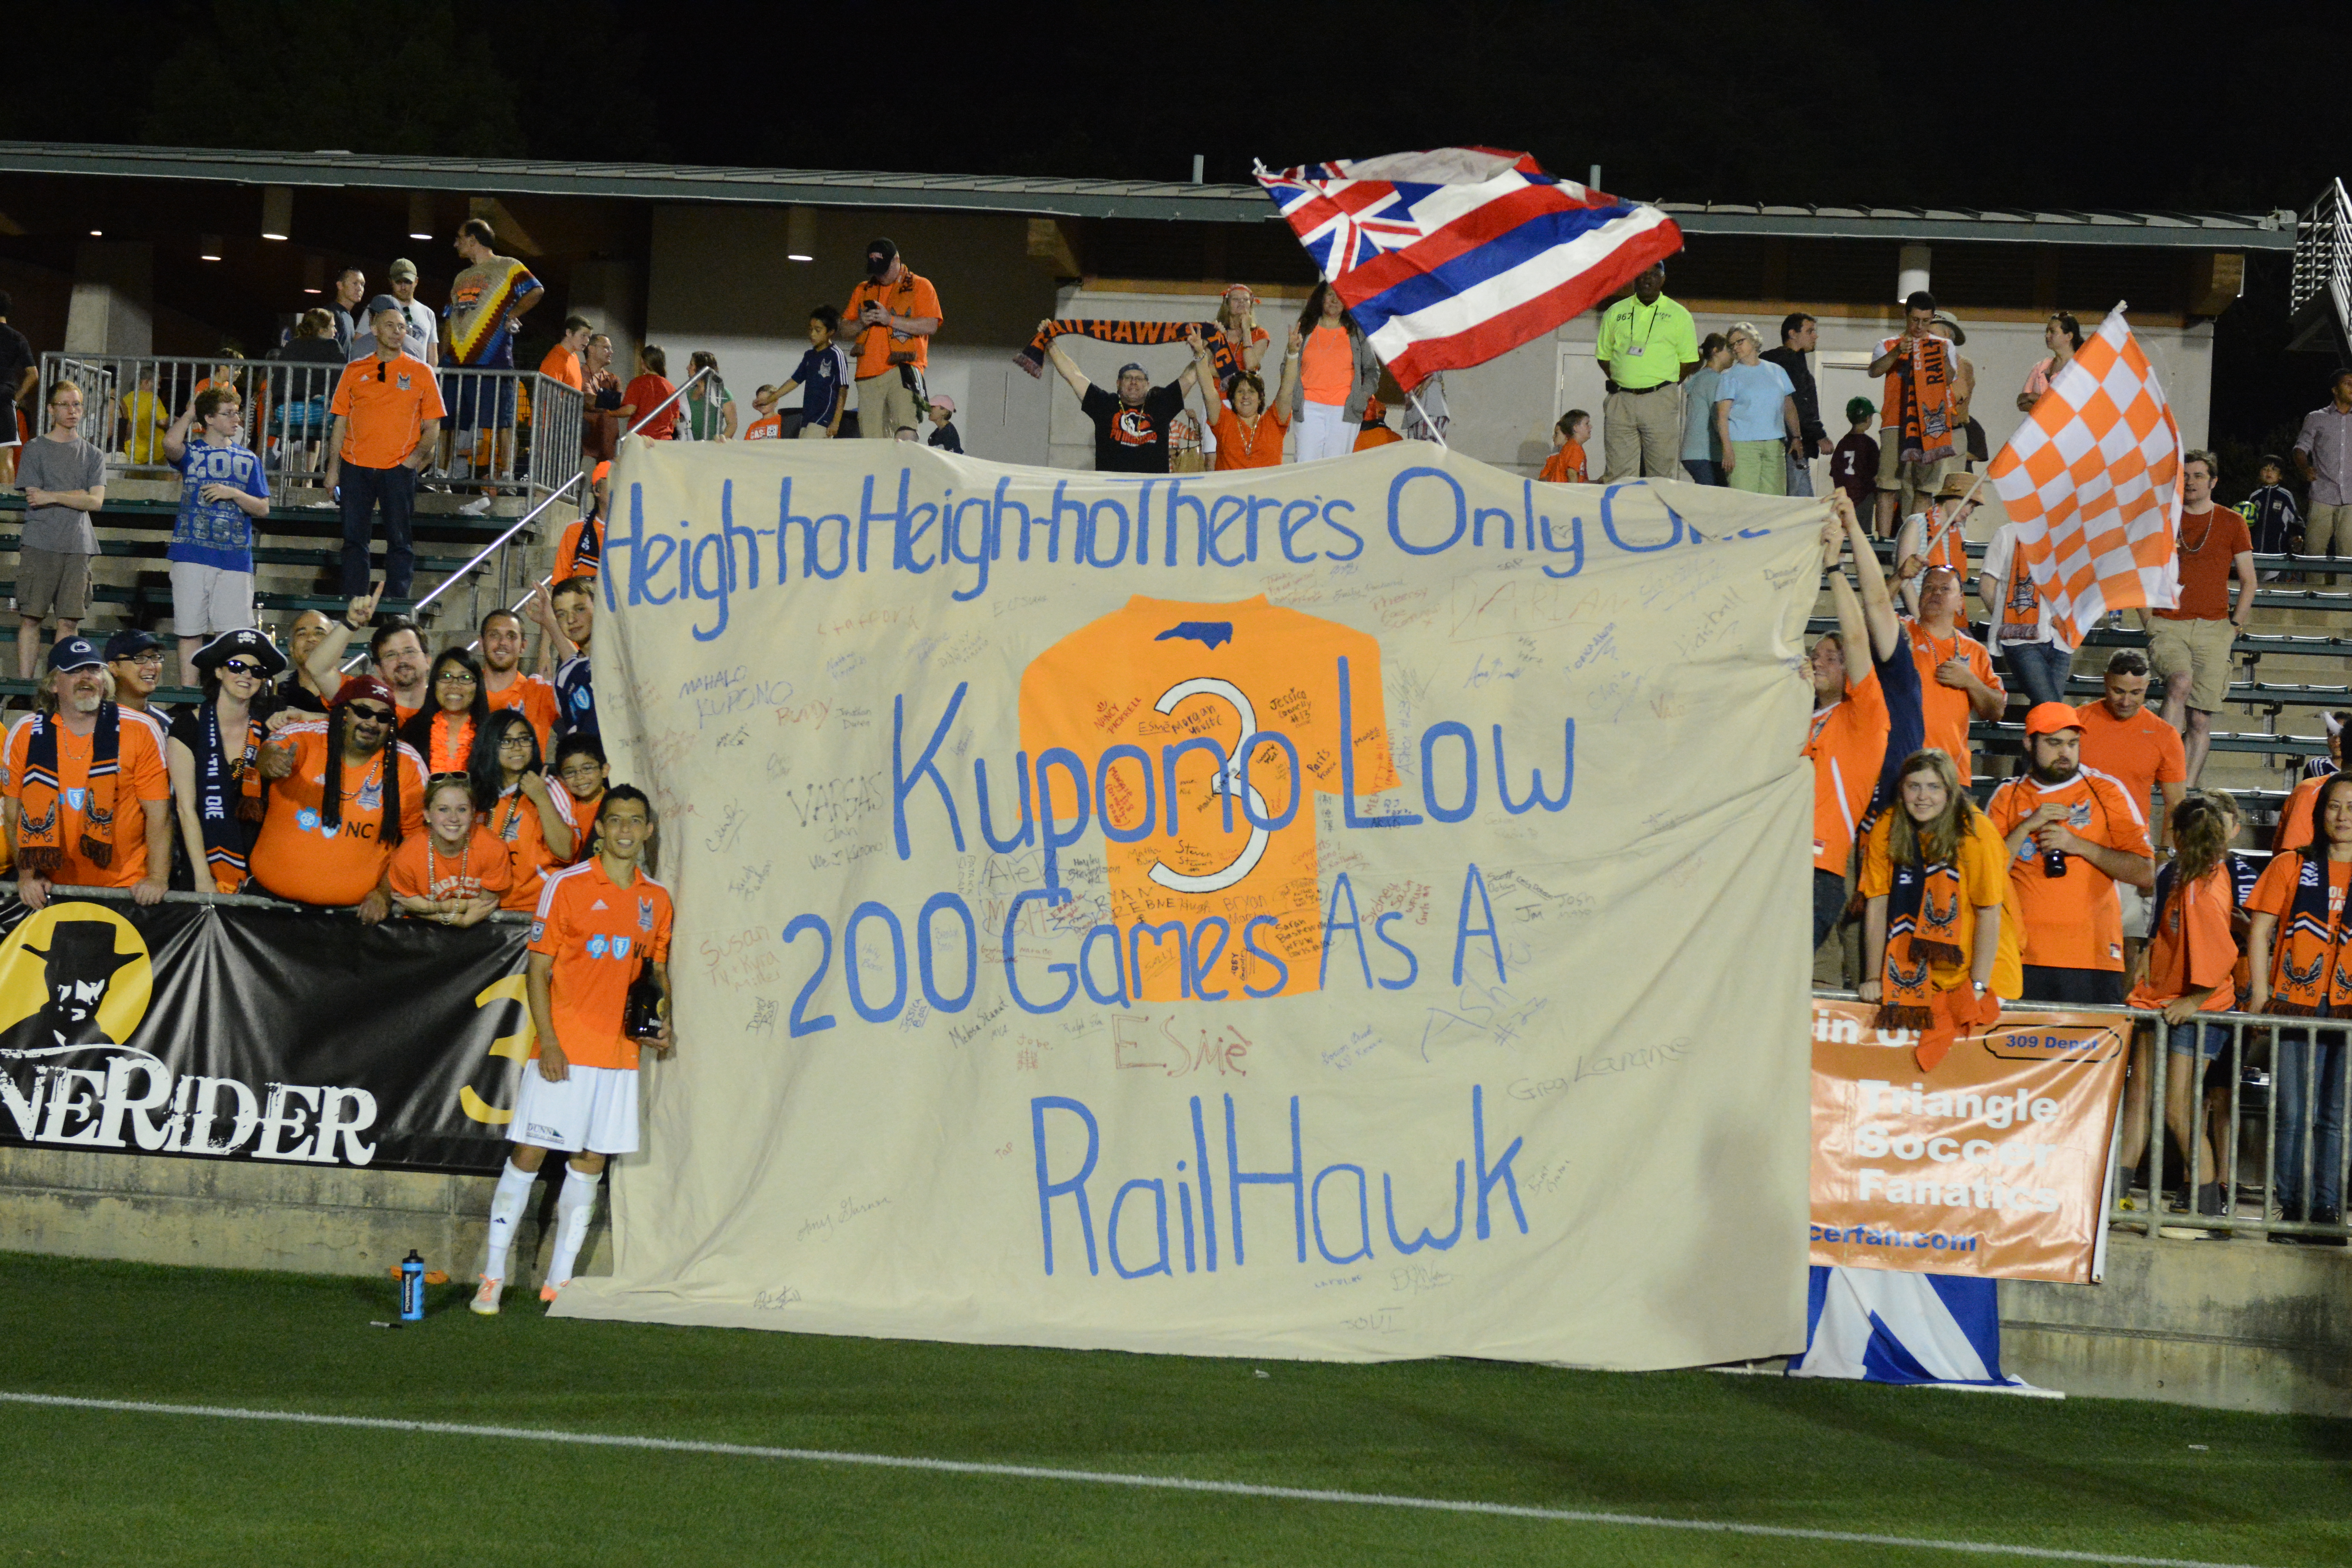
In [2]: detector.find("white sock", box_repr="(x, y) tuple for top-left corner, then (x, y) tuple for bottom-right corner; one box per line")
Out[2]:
(546, 1165), (603, 1286)
(483, 1159), (536, 1280)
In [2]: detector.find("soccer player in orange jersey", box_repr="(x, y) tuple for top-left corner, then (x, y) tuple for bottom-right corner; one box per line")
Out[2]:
(473, 786), (673, 1314)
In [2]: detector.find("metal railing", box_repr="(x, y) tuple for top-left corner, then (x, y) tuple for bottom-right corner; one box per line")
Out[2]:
(1819, 989), (2352, 1246)
(36, 351), (585, 508)
(2, 880), (527, 923)
(2288, 178), (2352, 336)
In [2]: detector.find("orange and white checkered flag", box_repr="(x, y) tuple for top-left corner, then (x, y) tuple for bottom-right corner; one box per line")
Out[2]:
(1987, 303), (2181, 650)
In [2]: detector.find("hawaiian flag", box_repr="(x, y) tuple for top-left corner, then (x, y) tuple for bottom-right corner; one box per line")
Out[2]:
(1255, 147), (1682, 392)
(1986, 303), (2182, 650)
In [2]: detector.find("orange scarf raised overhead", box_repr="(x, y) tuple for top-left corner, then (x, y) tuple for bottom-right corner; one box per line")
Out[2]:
(1883, 336), (1960, 465)
(2265, 854), (2352, 1016)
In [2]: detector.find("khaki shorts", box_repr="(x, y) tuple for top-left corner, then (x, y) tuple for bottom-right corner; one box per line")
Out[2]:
(16, 547), (91, 620)
(1874, 425), (1959, 495)
(853, 371), (923, 439)
(2144, 612), (2237, 713)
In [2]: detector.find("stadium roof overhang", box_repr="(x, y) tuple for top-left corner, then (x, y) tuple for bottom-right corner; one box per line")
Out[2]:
(0, 142), (2301, 250)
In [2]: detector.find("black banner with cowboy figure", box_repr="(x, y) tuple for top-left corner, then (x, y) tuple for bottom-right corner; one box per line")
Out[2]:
(0, 895), (530, 1174)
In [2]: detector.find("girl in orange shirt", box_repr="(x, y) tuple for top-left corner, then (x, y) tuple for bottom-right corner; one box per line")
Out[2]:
(1857, 748), (2015, 1062)
(399, 648), (490, 775)
(2246, 771), (2352, 1225)
(389, 775), (512, 927)
(2126, 793), (2240, 1218)
(470, 709), (577, 909)
(1187, 321), (1299, 472)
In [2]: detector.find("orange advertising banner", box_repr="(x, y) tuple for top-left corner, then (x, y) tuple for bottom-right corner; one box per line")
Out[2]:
(1809, 997), (2125, 1285)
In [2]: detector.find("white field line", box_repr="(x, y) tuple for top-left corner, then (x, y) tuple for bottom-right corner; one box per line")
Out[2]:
(0, 1390), (2270, 1568)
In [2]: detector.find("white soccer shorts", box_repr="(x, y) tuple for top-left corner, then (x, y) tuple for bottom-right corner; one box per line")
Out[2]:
(511, 1061), (640, 1154)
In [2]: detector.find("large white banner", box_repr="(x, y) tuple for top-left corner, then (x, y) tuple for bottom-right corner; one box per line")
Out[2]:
(555, 439), (1827, 1368)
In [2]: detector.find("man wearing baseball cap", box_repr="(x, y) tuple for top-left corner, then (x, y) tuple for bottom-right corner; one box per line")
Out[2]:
(1984, 701), (2156, 1005)
(3, 637), (171, 911)
(384, 260), (438, 366)
(103, 628), (167, 720)
(843, 239), (942, 439)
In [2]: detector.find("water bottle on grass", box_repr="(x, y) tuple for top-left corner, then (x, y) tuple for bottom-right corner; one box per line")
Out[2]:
(399, 1251), (426, 1322)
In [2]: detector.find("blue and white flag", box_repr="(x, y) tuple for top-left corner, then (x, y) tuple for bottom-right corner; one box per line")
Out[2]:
(1788, 1265), (2033, 1388)
(1255, 147), (1682, 392)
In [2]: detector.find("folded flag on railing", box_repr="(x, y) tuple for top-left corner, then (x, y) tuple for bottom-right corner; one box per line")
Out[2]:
(1987, 303), (2182, 650)
(1254, 147), (1682, 392)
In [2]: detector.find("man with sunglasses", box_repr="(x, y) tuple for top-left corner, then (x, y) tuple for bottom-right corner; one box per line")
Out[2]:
(250, 675), (427, 923)
(325, 296), (446, 604)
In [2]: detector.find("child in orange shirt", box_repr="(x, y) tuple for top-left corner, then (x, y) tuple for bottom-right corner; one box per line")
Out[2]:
(389, 775), (512, 926)
(1539, 410), (1590, 483)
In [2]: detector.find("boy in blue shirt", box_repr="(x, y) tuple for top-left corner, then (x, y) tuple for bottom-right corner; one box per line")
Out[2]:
(2239, 454), (2301, 579)
(162, 386), (271, 686)
(778, 305), (850, 438)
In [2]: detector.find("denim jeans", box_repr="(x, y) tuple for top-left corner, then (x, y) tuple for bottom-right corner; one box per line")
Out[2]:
(339, 461), (416, 599)
(1682, 459), (1722, 486)
(2002, 640), (2073, 708)
(2274, 1028), (2348, 1220)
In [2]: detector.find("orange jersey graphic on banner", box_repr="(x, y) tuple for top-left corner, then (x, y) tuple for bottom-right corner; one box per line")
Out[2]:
(1018, 596), (1399, 1000)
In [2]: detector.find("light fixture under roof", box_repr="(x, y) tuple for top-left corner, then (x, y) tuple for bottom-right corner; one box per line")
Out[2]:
(408, 192), (433, 241)
(786, 204), (815, 264)
(261, 184), (292, 241)
(199, 234), (223, 261)
(302, 254), (325, 295)
(88, 228), (102, 237)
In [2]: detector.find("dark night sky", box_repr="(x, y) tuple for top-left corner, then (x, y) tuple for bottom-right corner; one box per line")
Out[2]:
(4, 0), (2342, 460)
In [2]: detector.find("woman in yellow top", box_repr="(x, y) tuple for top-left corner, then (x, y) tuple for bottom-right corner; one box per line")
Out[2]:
(1858, 748), (2019, 1058)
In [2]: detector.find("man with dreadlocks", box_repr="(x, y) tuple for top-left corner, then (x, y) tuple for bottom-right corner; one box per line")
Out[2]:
(2, 637), (171, 911)
(249, 674), (427, 924)
(1857, 747), (2020, 1068)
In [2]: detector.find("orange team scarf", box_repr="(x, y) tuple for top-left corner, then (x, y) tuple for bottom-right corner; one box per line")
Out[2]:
(1873, 854), (1969, 1033)
(1886, 335), (1960, 465)
(1994, 544), (2046, 644)
(15, 705), (120, 875)
(1015, 321), (1238, 383)
(2265, 853), (2352, 1016)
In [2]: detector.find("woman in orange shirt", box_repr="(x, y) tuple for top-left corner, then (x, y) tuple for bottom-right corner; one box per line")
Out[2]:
(388, 775), (512, 927)
(1289, 281), (1381, 463)
(469, 709), (576, 909)
(1856, 748), (2017, 1054)
(2126, 793), (2239, 1218)
(2246, 771), (2352, 1227)
(1187, 321), (1299, 472)
(399, 647), (490, 775)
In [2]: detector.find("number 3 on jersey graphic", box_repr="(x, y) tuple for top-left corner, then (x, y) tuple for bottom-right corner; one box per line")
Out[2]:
(1147, 676), (1268, 894)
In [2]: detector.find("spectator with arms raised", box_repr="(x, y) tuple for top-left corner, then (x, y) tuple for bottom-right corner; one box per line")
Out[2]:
(474, 786), (673, 1314)
(1985, 702), (2156, 1005)
(389, 775), (512, 928)
(2, 638), (170, 911)
(1188, 321), (1296, 473)
(1039, 320), (1208, 474)
(168, 628), (284, 894)
(250, 676), (427, 923)
(302, 597), (433, 727)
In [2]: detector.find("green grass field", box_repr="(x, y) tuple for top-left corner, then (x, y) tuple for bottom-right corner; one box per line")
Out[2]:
(0, 1251), (2342, 1567)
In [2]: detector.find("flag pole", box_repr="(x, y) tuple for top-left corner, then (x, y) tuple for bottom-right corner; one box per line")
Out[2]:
(1918, 470), (1989, 562)
(1404, 387), (1449, 450)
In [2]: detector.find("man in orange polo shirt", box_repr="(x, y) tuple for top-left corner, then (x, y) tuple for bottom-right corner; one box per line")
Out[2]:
(2, 637), (171, 910)
(1902, 564), (2004, 785)
(326, 296), (445, 602)
(1985, 702), (2156, 1005)
(2074, 647), (2188, 980)
(843, 238), (941, 440)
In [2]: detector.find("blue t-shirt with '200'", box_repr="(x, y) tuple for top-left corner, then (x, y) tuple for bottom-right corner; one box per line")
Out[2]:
(170, 439), (269, 571)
